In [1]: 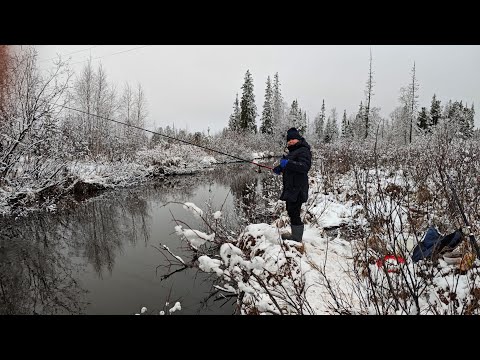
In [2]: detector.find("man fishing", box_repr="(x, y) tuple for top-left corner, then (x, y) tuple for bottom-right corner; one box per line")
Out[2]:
(272, 127), (312, 242)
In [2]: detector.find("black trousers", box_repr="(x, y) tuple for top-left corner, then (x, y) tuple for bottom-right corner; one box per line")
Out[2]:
(286, 199), (303, 226)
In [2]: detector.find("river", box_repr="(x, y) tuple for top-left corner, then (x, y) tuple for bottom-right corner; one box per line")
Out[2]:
(0, 162), (281, 315)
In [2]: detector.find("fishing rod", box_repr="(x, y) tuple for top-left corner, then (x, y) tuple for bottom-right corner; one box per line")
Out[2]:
(54, 104), (274, 171)
(436, 158), (480, 258)
(213, 158), (281, 166)
(444, 171), (480, 258)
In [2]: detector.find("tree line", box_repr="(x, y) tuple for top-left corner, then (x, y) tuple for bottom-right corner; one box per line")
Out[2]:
(227, 51), (476, 145)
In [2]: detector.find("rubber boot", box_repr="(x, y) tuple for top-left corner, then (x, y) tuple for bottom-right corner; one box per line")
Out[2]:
(282, 225), (304, 242)
(291, 224), (304, 242)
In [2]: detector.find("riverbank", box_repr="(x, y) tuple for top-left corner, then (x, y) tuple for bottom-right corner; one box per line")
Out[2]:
(173, 157), (480, 315)
(0, 161), (215, 217)
(0, 149), (274, 217)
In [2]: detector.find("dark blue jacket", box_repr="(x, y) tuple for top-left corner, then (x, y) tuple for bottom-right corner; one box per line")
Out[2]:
(280, 138), (312, 203)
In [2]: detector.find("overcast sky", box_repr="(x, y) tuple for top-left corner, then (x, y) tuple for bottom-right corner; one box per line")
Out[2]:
(36, 45), (480, 134)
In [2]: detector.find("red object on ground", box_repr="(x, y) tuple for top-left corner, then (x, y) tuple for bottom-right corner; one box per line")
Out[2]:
(376, 255), (406, 273)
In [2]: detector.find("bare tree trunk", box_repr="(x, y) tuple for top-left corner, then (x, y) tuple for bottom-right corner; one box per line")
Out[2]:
(365, 49), (373, 140)
(120, 83), (134, 155)
(409, 62), (416, 144)
(0, 45), (10, 155)
(93, 63), (111, 156)
(84, 59), (94, 154)
(0, 45), (9, 112)
(133, 83), (148, 150)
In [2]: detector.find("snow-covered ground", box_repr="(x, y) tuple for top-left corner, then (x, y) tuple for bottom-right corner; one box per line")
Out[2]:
(175, 169), (480, 315)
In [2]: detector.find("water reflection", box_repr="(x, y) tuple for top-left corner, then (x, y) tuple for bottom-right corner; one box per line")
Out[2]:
(0, 216), (88, 314)
(225, 162), (281, 226)
(0, 162), (281, 314)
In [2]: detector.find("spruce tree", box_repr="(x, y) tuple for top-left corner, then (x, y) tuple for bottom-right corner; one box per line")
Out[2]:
(341, 109), (347, 137)
(354, 101), (364, 139)
(272, 72), (283, 130)
(240, 70), (257, 134)
(260, 76), (273, 134)
(430, 94), (441, 127)
(330, 108), (339, 141)
(469, 103), (475, 130)
(417, 107), (429, 133)
(314, 99), (325, 142)
(324, 116), (332, 143)
(228, 93), (241, 131)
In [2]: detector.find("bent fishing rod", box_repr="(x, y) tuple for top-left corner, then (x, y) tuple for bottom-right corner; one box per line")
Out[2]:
(54, 104), (274, 171)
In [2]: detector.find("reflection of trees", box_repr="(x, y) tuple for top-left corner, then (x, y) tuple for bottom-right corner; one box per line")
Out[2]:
(62, 190), (151, 276)
(58, 176), (213, 278)
(231, 173), (259, 224)
(69, 201), (124, 276)
(0, 186), (157, 314)
(0, 216), (87, 315)
(151, 175), (205, 202)
(0, 188), (155, 314)
(62, 180), (205, 277)
(217, 162), (281, 225)
(204, 163), (263, 188)
(261, 174), (282, 213)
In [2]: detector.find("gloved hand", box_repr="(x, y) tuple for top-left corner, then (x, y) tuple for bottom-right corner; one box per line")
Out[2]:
(280, 158), (289, 169)
(273, 166), (282, 175)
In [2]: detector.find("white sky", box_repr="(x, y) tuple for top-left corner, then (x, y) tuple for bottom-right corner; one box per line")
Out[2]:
(36, 45), (480, 134)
